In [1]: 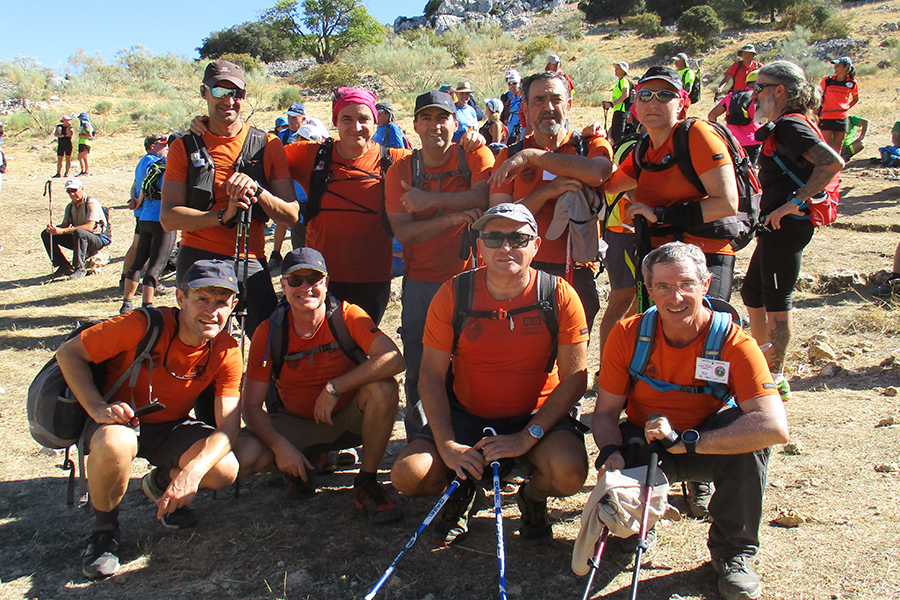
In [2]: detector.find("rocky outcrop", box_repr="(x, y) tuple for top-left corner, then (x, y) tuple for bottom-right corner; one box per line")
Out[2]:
(394, 0), (564, 34)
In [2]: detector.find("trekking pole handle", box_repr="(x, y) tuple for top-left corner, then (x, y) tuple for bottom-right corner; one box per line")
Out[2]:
(483, 426), (500, 467)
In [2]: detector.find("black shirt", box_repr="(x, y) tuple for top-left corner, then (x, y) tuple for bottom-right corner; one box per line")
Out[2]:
(757, 116), (822, 216)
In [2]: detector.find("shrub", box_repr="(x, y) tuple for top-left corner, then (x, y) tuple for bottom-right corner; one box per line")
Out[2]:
(709, 0), (748, 28)
(273, 87), (305, 110)
(772, 27), (830, 82)
(435, 26), (471, 68)
(677, 5), (722, 50)
(880, 38), (900, 49)
(654, 39), (683, 58)
(778, 0), (848, 38)
(297, 63), (359, 90)
(567, 54), (617, 106)
(579, 0), (646, 24)
(624, 13), (666, 38)
(518, 38), (553, 65)
(216, 53), (263, 75)
(93, 100), (113, 116)
(353, 35), (451, 95)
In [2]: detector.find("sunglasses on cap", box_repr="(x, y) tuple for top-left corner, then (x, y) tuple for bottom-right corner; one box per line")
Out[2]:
(284, 272), (326, 287)
(481, 231), (535, 249)
(636, 89), (680, 103)
(206, 86), (246, 100)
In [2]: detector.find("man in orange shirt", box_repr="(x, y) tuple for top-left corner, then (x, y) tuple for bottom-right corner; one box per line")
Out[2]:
(391, 203), (590, 550)
(56, 260), (244, 579)
(592, 242), (788, 600)
(161, 60), (299, 337)
(236, 248), (406, 524)
(385, 90), (494, 440)
(489, 72), (613, 331)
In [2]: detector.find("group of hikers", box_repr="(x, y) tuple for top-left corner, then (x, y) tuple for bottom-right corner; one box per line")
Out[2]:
(36, 49), (861, 600)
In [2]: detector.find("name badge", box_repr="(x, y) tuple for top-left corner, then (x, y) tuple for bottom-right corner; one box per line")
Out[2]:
(542, 170), (557, 181)
(695, 358), (730, 384)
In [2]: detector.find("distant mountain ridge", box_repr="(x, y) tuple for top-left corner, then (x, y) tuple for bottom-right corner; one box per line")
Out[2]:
(394, 0), (565, 34)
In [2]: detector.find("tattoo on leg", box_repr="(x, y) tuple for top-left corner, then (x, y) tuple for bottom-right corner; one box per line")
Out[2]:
(768, 314), (792, 373)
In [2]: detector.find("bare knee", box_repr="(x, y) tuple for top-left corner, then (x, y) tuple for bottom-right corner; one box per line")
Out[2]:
(391, 441), (446, 497)
(90, 425), (138, 461)
(234, 435), (275, 478)
(202, 452), (239, 490)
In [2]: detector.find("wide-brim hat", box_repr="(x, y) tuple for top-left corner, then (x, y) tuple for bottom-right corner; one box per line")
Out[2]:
(614, 61), (630, 74)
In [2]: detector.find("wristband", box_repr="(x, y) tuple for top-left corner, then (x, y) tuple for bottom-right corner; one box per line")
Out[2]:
(594, 444), (621, 470)
(790, 195), (809, 209)
(660, 429), (680, 450)
(658, 202), (705, 229)
(217, 208), (227, 226)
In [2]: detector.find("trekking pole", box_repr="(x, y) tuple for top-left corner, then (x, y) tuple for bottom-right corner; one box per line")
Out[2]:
(483, 426), (508, 600)
(364, 478), (462, 600)
(233, 205), (253, 354)
(581, 526), (610, 600)
(44, 180), (53, 271)
(603, 106), (609, 132)
(629, 451), (659, 600)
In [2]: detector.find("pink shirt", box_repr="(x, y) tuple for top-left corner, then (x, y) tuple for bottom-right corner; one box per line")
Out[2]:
(719, 92), (762, 148)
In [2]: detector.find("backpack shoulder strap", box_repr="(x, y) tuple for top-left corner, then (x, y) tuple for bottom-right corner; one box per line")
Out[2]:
(451, 269), (476, 355)
(628, 306), (658, 381)
(103, 307), (165, 403)
(305, 138), (335, 217)
(237, 126), (267, 169)
(379, 144), (394, 178)
(508, 139), (525, 159)
(535, 270), (560, 372)
(260, 300), (290, 381)
(569, 131), (588, 157)
(325, 295), (368, 365)
(672, 118), (706, 195)
(456, 144), (472, 186)
(700, 309), (737, 405)
(410, 149), (424, 190)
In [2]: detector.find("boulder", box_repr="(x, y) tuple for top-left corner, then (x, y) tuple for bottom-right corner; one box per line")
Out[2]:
(807, 340), (837, 363)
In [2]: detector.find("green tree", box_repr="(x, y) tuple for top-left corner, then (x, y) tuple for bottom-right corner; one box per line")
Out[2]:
(748, 0), (792, 22)
(197, 21), (295, 62)
(265, 0), (384, 64)
(677, 5), (723, 50)
(578, 0), (646, 24)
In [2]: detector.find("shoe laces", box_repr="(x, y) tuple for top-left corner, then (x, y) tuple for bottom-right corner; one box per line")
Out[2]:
(723, 554), (752, 574)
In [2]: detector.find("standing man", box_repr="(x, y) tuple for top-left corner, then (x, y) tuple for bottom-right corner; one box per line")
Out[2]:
(489, 72), (613, 331)
(162, 60), (299, 338)
(452, 82), (479, 143)
(373, 101), (409, 149)
(391, 203), (590, 548)
(384, 90), (494, 439)
(237, 248), (405, 523)
(673, 53), (697, 96)
(41, 177), (109, 279)
(716, 44), (762, 97)
(53, 115), (74, 178)
(603, 62), (632, 145)
(57, 260), (243, 579)
(501, 69), (524, 144)
(593, 242), (788, 600)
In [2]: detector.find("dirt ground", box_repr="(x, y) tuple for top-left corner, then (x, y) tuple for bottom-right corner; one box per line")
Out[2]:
(3, 17), (900, 600)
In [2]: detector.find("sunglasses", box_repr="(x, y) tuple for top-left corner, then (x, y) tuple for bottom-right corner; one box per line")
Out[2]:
(636, 89), (680, 103)
(66, 189), (80, 195)
(481, 231), (535, 249)
(284, 272), (326, 287)
(753, 83), (779, 93)
(206, 86), (246, 100)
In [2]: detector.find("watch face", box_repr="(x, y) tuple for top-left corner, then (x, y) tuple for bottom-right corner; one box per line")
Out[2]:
(682, 429), (700, 444)
(529, 424), (544, 439)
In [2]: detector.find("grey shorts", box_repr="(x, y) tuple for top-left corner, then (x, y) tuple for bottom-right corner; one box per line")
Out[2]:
(602, 229), (637, 291)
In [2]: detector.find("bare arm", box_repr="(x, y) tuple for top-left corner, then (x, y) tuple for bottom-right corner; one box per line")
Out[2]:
(56, 337), (134, 425)
(708, 104), (726, 122)
(592, 387), (628, 474)
(388, 208), (483, 247)
(627, 164), (737, 225)
(399, 180), (490, 214)
(488, 148), (611, 189)
(242, 378), (315, 479)
(764, 141), (844, 229)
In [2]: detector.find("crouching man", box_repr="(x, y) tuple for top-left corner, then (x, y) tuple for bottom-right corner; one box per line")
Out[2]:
(56, 260), (244, 579)
(235, 248), (406, 524)
(391, 203), (590, 549)
(592, 242), (789, 600)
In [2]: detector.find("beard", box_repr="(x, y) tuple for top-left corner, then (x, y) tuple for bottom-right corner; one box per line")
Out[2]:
(535, 116), (564, 136)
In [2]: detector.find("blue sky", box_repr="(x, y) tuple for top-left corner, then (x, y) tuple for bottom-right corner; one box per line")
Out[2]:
(0, 0), (425, 71)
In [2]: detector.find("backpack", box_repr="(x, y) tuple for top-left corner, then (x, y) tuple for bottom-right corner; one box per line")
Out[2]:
(880, 146), (900, 168)
(599, 133), (642, 232)
(178, 127), (269, 222)
(451, 269), (559, 373)
(627, 298), (740, 407)
(26, 308), (164, 504)
(302, 138), (396, 235)
(688, 71), (702, 104)
(410, 145), (472, 192)
(632, 118), (762, 250)
(141, 158), (166, 201)
(259, 295), (367, 413)
(763, 113), (841, 228)
(725, 90), (753, 127)
(84, 197), (112, 246)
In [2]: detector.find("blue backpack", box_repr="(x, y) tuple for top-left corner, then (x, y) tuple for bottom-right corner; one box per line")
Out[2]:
(879, 146), (900, 168)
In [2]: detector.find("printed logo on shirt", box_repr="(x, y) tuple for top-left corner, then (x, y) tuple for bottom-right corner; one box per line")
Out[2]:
(463, 320), (483, 343)
(520, 315), (546, 335)
(521, 167), (538, 184)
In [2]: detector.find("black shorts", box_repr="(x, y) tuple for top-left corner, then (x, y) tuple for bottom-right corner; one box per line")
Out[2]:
(819, 118), (848, 133)
(78, 144), (91, 154)
(85, 417), (216, 472)
(57, 138), (73, 157)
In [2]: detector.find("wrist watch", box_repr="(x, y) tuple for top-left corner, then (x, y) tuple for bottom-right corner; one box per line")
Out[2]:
(325, 380), (341, 398)
(682, 429), (700, 454)
(526, 423), (545, 441)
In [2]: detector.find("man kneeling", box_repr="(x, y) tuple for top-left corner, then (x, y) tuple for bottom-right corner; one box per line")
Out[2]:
(592, 242), (789, 600)
(236, 248), (405, 524)
(57, 260), (244, 579)
(391, 203), (590, 549)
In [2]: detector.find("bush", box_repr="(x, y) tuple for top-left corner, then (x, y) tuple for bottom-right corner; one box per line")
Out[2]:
(579, 0), (646, 24)
(518, 38), (553, 65)
(654, 39), (683, 58)
(772, 27), (830, 82)
(216, 53), (263, 75)
(93, 100), (113, 116)
(677, 5), (722, 50)
(273, 87), (304, 110)
(353, 35), (451, 95)
(709, 0), (748, 28)
(435, 26), (471, 68)
(567, 54), (617, 106)
(778, 0), (848, 38)
(624, 13), (666, 38)
(297, 63), (359, 90)
(880, 38), (900, 49)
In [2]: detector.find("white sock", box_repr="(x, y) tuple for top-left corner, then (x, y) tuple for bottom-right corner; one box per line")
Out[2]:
(771, 372), (785, 384)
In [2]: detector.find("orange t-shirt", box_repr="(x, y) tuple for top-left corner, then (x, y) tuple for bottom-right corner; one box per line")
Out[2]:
(819, 77), (859, 120)
(81, 308), (242, 424)
(423, 268), (589, 419)
(614, 119), (735, 255)
(285, 140), (411, 283)
(165, 125), (291, 259)
(490, 132), (612, 265)
(245, 302), (382, 419)
(599, 311), (774, 432)
(384, 145), (494, 283)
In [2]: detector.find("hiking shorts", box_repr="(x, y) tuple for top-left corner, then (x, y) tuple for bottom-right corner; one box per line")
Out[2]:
(239, 395), (364, 454)
(57, 138), (72, 156)
(741, 218), (815, 312)
(602, 229), (637, 291)
(85, 417), (216, 473)
(78, 144), (91, 154)
(819, 118), (848, 133)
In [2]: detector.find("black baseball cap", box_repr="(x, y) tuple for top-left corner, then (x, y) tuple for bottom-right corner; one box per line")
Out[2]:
(203, 60), (245, 89)
(282, 248), (328, 276)
(414, 90), (457, 115)
(183, 259), (239, 293)
(638, 66), (683, 91)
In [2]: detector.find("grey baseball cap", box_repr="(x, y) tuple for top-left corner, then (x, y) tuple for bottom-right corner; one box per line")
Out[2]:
(473, 203), (538, 234)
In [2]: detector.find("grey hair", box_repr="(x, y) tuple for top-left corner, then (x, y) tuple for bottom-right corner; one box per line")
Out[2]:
(642, 241), (711, 287)
(523, 71), (571, 103)
(758, 60), (822, 118)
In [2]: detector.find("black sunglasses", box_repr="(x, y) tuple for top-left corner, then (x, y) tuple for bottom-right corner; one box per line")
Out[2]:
(753, 83), (779, 93)
(481, 231), (535, 249)
(284, 272), (326, 287)
(163, 326), (210, 381)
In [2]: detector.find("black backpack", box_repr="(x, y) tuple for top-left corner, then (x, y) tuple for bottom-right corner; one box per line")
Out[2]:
(178, 127), (270, 222)
(632, 118), (761, 251)
(141, 158), (166, 201)
(302, 139), (396, 235)
(726, 90), (754, 127)
(689, 73), (702, 104)
(409, 145), (472, 191)
(451, 269), (559, 373)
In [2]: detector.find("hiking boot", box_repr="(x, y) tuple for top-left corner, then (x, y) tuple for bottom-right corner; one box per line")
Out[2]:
(354, 480), (403, 524)
(713, 554), (762, 600)
(52, 264), (74, 277)
(873, 276), (900, 298)
(69, 268), (87, 280)
(285, 473), (316, 499)
(119, 300), (134, 314)
(81, 529), (120, 579)
(268, 250), (282, 270)
(141, 470), (198, 530)
(515, 485), (553, 549)
(775, 378), (792, 402)
(432, 479), (477, 546)
(155, 284), (169, 296)
(686, 481), (714, 519)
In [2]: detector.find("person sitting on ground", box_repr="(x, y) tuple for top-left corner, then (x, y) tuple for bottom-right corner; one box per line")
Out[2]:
(373, 101), (409, 149)
(391, 203), (590, 549)
(56, 259), (243, 579)
(840, 114), (868, 162)
(708, 69), (763, 165)
(41, 177), (110, 279)
(592, 241), (789, 600)
(385, 89), (494, 440)
(53, 115), (74, 178)
(76, 112), (95, 176)
(715, 44), (763, 98)
(236, 248), (405, 523)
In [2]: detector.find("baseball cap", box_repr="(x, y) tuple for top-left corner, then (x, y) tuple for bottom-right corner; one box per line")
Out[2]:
(745, 69), (759, 85)
(144, 133), (167, 151)
(485, 98), (502, 113)
(414, 90), (457, 115)
(64, 178), (83, 190)
(614, 61), (630, 74)
(547, 54), (561, 64)
(505, 69), (522, 83)
(61, 115), (72, 121)
(282, 247), (328, 276)
(638, 66), (683, 91)
(473, 203), (538, 234)
(739, 44), (757, 55)
(203, 60), (245, 89)
(275, 116), (289, 128)
(831, 56), (853, 68)
(375, 101), (395, 120)
(182, 259), (239, 294)
(455, 81), (472, 93)
(295, 124), (322, 142)
(286, 102), (306, 117)
(673, 53), (689, 63)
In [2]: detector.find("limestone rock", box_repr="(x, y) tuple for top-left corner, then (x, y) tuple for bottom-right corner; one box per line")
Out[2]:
(808, 340), (837, 363)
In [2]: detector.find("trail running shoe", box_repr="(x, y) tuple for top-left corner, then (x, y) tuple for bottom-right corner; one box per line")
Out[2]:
(515, 484), (552, 549)
(119, 300), (134, 314)
(775, 378), (792, 402)
(354, 480), (403, 524)
(69, 268), (87, 280)
(53, 264), (74, 277)
(81, 529), (120, 579)
(432, 479), (477, 545)
(141, 471), (197, 530)
(714, 554), (762, 600)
